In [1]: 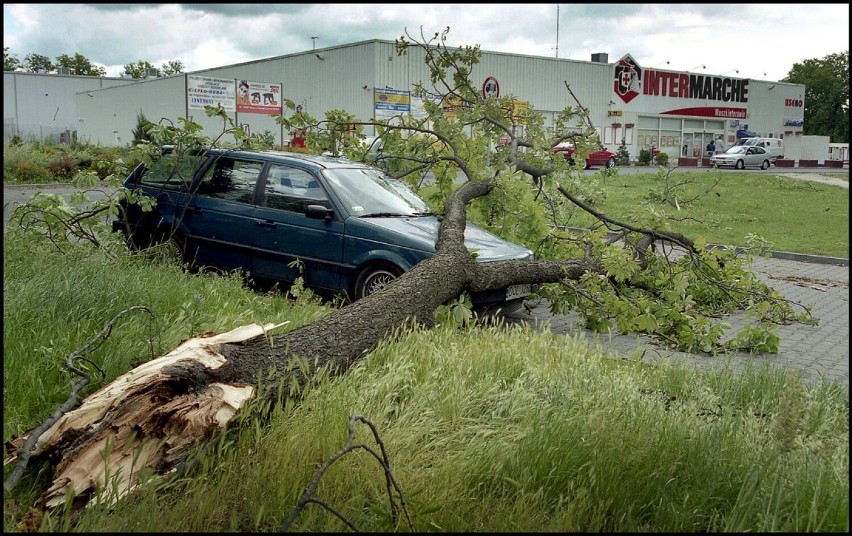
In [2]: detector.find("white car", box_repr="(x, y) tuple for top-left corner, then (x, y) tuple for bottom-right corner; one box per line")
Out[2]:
(709, 145), (772, 170)
(732, 137), (784, 163)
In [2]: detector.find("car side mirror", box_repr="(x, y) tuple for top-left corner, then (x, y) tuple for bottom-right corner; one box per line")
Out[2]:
(306, 204), (333, 220)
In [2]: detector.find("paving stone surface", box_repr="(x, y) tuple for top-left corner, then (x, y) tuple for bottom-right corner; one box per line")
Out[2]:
(506, 256), (849, 388)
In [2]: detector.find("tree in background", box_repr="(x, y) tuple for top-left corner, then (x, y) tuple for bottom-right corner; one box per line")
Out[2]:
(783, 50), (849, 143)
(160, 59), (185, 76)
(4, 47), (21, 71)
(55, 53), (107, 76)
(122, 59), (185, 78)
(4, 48), (183, 78)
(23, 53), (54, 73)
(122, 60), (158, 78)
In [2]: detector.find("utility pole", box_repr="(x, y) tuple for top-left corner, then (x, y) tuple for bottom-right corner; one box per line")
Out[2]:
(555, 5), (559, 58)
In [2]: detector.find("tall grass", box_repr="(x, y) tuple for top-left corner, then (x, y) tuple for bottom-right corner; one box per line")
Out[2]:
(2, 228), (331, 441)
(4, 230), (847, 532)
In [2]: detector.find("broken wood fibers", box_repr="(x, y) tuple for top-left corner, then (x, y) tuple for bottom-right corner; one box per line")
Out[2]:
(5, 322), (287, 513)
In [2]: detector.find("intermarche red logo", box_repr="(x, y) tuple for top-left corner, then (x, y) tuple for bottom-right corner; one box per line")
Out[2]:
(613, 54), (642, 104)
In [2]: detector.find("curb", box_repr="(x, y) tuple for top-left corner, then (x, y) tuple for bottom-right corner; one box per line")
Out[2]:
(563, 227), (849, 267)
(707, 245), (848, 267)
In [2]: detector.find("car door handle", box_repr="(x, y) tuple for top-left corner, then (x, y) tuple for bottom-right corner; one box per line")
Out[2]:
(185, 206), (203, 214)
(256, 220), (276, 228)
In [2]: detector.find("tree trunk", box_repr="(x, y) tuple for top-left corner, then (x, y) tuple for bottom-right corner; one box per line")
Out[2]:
(5, 178), (595, 514)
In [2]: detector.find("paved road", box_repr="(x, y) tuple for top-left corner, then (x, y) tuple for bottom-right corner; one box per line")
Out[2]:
(506, 255), (849, 388)
(3, 183), (112, 228)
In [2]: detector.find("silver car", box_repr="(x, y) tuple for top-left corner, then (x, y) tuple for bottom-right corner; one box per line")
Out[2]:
(709, 145), (772, 170)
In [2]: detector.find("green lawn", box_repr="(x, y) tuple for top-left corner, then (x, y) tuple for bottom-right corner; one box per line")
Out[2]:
(502, 169), (849, 258)
(3, 232), (848, 532)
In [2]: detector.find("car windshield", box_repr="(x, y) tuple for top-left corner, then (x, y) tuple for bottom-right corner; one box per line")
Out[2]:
(725, 146), (748, 154)
(322, 167), (433, 217)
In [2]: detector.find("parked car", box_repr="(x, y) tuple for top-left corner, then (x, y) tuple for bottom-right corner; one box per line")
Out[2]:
(114, 147), (536, 310)
(709, 145), (772, 170)
(732, 137), (784, 163)
(554, 144), (618, 169)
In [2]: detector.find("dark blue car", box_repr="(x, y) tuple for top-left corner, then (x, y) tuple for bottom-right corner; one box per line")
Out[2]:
(114, 147), (536, 309)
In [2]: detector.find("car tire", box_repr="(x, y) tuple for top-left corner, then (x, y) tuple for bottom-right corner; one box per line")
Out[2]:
(165, 232), (190, 267)
(582, 159), (590, 170)
(735, 159), (745, 170)
(353, 263), (402, 300)
(605, 157), (616, 169)
(760, 159), (770, 170)
(144, 229), (189, 267)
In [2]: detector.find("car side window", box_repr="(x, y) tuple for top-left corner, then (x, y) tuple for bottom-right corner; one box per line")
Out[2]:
(196, 157), (263, 204)
(262, 165), (331, 213)
(139, 152), (204, 190)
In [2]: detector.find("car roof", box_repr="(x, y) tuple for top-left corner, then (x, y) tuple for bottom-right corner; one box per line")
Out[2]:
(160, 145), (373, 171)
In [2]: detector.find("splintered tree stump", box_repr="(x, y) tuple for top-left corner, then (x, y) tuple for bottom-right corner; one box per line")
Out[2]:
(5, 323), (283, 510)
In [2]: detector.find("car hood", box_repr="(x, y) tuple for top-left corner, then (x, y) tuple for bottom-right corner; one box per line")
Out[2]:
(348, 215), (534, 261)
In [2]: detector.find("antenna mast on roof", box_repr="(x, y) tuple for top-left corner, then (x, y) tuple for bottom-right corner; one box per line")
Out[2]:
(555, 5), (559, 58)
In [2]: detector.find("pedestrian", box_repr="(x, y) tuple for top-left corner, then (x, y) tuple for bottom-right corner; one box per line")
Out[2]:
(706, 140), (715, 157)
(715, 136), (725, 154)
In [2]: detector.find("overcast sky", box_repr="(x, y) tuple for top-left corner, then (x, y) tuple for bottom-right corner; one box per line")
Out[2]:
(4, 4), (849, 81)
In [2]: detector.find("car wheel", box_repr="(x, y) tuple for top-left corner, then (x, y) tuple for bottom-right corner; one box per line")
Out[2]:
(605, 157), (616, 169)
(166, 232), (192, 267)
(582, 159), (590, 170)
(145, 229), (189, 267)
(760, 159), (770, 170)
(353, 263), (402, 300)
(735, 159), (745, 170)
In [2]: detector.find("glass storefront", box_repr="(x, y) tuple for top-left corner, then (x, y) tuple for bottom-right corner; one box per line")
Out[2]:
(637, 117), (725, 160)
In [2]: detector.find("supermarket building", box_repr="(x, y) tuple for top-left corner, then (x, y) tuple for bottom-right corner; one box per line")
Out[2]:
(4, 39), (819, 163)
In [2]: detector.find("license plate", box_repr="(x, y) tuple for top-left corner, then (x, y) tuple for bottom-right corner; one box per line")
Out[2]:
(506, 284), (531, 301)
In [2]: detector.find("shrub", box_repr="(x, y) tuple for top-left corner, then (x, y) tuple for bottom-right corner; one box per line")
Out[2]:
(73, 149), (95, 170)
(3, 141), (51, 183)
(9, 160), (54, 184)
(47, 153), (80, 180)
(616, 139), (630, 165)
(638, 148), (652, 165)
(87, 147), (130, 179)
(132, 112), (156, 145)
(655, 152), (670, 167)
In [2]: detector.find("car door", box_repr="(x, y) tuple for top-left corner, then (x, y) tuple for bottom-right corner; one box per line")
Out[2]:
(124, 149), (205, 244)
(746, 146), (768, 167)
(181, 154), (265, 272)
(250, 163), (345, 292)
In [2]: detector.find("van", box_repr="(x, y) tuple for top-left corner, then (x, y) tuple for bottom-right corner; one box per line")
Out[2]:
(733, 138), (784, 163)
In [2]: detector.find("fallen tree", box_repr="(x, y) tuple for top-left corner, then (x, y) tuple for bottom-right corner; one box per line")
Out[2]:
(4, 27), (813, 527)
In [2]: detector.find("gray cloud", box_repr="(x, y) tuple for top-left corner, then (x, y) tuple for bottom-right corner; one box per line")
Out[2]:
(3, 3), (847, 81)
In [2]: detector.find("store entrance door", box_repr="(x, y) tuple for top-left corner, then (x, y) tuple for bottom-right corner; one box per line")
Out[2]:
(684, 132), (718, 161)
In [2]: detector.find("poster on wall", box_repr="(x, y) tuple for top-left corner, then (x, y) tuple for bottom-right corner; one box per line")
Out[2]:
(187, 76), (236, 112)
(374, 88), (411, 120)
(236, 80), (283, 115)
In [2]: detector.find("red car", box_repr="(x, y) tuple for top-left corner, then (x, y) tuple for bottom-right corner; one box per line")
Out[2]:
(554, 144), (618, 169)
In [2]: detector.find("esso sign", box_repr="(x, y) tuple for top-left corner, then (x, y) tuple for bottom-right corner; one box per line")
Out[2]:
(482, 76), (499, 99)
(785, 98), (803, 107)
